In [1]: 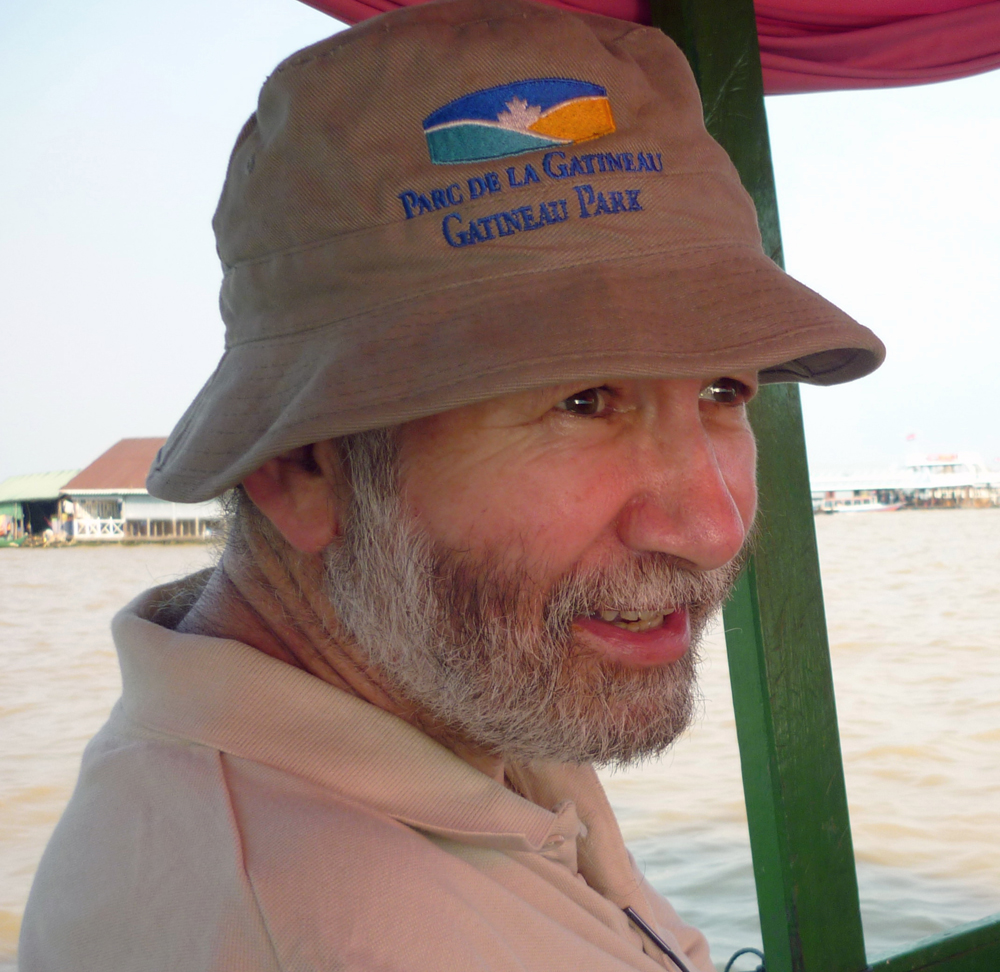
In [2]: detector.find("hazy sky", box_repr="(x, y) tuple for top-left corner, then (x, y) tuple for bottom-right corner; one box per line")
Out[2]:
(2, 0), (998, 485)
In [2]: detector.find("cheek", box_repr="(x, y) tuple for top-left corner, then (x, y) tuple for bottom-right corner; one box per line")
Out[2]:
(406, 440), (627, 562)
(720, 430), (758, 529)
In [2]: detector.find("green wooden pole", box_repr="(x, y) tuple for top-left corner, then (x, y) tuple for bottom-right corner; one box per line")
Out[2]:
(648, 3), (867, 971)
(867, 914), (1000, 972)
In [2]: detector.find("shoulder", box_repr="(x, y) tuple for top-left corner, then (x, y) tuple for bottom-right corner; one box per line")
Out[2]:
(22, 720), (539, 972)
(19, 713), (280, 972)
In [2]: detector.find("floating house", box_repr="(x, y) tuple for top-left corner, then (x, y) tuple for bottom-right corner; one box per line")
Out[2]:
(0, 470), (80, 543)
(62, 438), (224, 541)
(811, 452), (1000, 512)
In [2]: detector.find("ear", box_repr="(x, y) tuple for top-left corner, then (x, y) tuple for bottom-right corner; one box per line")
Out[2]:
(241, 441), (345, 554)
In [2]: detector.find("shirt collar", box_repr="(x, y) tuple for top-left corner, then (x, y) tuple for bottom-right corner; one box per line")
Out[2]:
(114, 578), (595, 857)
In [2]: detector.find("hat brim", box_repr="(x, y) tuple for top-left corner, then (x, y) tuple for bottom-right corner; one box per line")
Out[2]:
(147, 243), (884, 502)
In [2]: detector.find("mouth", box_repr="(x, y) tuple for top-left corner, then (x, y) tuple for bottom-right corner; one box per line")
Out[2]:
(592, 606), (677, 632)
(573, 605), (691, 667)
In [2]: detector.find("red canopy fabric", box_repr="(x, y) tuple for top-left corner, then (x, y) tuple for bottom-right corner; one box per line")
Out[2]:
(299, 0), (1000, 93)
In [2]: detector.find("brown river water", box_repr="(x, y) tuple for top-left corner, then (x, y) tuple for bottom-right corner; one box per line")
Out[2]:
(1, 510), (998, 969)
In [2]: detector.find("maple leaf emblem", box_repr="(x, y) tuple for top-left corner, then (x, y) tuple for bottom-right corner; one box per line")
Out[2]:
(494, 97), (543, 131)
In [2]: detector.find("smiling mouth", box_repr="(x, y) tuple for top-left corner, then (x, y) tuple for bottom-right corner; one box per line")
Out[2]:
(591, 607), (677, 632)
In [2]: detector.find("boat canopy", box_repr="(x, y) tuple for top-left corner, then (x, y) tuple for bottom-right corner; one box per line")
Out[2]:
(300, 0), (1000, 93)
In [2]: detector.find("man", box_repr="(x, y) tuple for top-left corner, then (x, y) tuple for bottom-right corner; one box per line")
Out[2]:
(20, 1), (883, 969)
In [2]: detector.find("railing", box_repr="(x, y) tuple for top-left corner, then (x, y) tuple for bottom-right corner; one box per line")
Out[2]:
(649, 3), (1000, 970)
(73, 518), (126, 540)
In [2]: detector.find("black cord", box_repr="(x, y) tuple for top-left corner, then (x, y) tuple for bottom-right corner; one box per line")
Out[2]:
(622, 907), (697, 972)
(622, 907), (766, 972)
(723, 946), (766, 972)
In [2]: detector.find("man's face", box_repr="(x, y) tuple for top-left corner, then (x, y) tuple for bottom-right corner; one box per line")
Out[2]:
(324, 376), (757, 766)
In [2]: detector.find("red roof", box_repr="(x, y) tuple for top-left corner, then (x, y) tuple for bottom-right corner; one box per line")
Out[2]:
(63, 438), (167, 492)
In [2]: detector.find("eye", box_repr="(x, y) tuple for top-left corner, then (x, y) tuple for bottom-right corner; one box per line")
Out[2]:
(555, 386), (612, 417)
(699, 377), (752, 405)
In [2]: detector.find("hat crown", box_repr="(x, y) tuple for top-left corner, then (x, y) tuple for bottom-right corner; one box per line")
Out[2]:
(213, 0), (749, 268)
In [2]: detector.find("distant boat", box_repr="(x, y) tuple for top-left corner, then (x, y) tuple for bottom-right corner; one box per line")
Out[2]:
(816, 495), (905, 514)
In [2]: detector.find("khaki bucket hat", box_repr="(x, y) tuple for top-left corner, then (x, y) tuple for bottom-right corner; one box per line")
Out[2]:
(148, 0), (884, 503)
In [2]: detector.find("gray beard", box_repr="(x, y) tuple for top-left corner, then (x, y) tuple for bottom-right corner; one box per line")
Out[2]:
(323, 432), (743, 767)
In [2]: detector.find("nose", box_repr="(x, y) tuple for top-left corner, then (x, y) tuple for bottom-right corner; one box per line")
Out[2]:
(614, 391), (756, 571)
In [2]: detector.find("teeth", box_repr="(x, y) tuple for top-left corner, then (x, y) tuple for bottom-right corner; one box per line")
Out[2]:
(592, 606), (679, 631)
(620, 613), (664, 631)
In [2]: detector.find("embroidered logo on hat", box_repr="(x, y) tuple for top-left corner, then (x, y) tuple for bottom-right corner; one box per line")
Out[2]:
(422, 77), (615, 164)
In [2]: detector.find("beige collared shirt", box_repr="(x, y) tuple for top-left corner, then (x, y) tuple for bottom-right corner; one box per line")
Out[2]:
(20, 580), (713, 972)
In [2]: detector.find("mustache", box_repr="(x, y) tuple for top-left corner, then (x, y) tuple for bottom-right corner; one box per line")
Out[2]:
(546, 551), (747, 632)
(428, 540), (749, 651)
